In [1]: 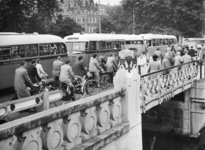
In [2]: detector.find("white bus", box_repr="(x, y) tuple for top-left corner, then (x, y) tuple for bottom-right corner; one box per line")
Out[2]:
(117, 34), (145, 56)
(64, 33), (126, 66)
(140, 34), (177, 56)
(0, 33), (67, 90)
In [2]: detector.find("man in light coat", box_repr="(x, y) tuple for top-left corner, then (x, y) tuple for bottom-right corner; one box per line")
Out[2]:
(106, 53), (117, 83)
(52, 56), (64, 86)
(89, 54), (103, 86)
(14, 61), (34, 98)
(181, 50), (192, 69)
(161, 53), (171, 75)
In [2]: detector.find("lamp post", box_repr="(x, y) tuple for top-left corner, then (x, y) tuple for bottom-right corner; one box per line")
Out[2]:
(98, 0), (101, 33)
(133, 1), (139, 34)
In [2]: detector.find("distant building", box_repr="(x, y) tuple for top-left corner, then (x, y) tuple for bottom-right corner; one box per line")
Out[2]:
(58, 0), (109, 33)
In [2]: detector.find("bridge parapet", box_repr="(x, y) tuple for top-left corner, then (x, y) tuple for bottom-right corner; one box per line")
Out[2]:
(140, 61), (199, 113)
(0, 88), (127, 150)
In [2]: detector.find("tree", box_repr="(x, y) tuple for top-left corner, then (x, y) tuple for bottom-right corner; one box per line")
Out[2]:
(49, 15), (84, 37)
(121, 0), (205, 37)
(0, 0), (63, 32)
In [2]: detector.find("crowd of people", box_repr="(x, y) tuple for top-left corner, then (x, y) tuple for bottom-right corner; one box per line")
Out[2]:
(13, 44), (205, 102)
(14, 53), (118, 101)
(137, 44), (205, 76)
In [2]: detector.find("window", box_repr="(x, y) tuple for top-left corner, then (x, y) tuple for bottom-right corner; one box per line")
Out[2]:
(0, 47), (11, 60)
(39, 44), (49, 56)
(19, 45), (25, 58)
(26, 45), (38, 57)
(89, 41), (97, 50)
(73, 42), (86, 51)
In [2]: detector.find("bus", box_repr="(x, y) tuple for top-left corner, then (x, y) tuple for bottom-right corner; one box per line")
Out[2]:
(0, 33), (67, 90)
(140, 34), (177, 56)
(183, 38), (205, 49)
(117, 34), (145, 56)
(63, 33), (125, 66)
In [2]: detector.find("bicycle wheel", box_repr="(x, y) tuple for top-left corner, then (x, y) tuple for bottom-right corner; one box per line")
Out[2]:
(85, 80), (100, 95)
(100, 75), (111, 90)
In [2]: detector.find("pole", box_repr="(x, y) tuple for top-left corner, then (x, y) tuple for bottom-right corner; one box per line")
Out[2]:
(99, 0), (101, 33)
(133, 5), (135, 34)
(43, 89), (49, 110)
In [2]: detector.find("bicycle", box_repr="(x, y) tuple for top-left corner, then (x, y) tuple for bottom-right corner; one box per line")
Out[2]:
(54, 76), (85, 107)
(5, 77), (55, 122)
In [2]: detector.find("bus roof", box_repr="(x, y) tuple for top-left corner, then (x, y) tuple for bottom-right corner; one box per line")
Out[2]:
(0, 34), (64, 46)
(140, 34), (176, 40)
(64, 33), (125, 42)
(184, 38), (205, 41)
(116, 34), (144, 41)
(0, 32), (20, 35)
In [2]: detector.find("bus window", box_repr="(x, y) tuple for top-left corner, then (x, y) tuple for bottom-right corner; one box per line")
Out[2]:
(11, 46), (21, 59)
(100, 41), (106, 50)
(65, 43), (72, 51)
(106, 41), (113, 49)
(89, 41), (97, 51)
(126, 41), (131, 44)
(0, 47), (11, 60)
(39, 44), (49, 56)
(72, 42), (86, 51)
(26, 45), (38, 57)
(19, 45), (25, 58)
(51, 44), (57, 54)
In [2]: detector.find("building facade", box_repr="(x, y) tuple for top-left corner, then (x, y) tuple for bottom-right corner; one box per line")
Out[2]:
(59, 0), (108, 33)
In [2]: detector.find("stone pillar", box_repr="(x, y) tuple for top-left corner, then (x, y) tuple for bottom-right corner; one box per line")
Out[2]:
(101, 50), (143, 150)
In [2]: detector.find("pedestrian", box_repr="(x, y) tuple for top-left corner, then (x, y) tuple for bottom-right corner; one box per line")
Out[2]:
(154, 48), (163, 61)
(172, 51), (183, 72)
(181, 50), (192, 69)
(169, 46), (176, 62)
(137, 52), (147, 75)
(73, 56), (87, 77)
(148, 55), (161, 79)
(161, 53), (171, 75)
(14, 61), (35, 99)
(89, 54), (103, 87)
(27, 59), (41, 84)
(36, 59), (48, 79)
(200, 44), (205, 61)
(59, 60), (76, 101)
(106, 53), (118, 83)
(52, 56), (64, 87)
(188, 46), (197, 58)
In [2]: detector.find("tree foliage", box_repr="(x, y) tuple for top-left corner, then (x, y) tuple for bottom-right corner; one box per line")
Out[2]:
(105, 0), (205, 37)
(0, 0), (84, 37)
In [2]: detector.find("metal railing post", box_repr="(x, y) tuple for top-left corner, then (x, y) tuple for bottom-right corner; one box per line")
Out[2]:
(43, 89), (49, 110)
(200, 61), (202, 79)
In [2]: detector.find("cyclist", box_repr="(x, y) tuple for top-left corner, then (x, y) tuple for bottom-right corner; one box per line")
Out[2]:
(14, 61), (35, 99)
(59, 60), (76, 101)
(106, 53), (117, 84)
(89, 54), (103, 87)
(27, 59), (41, 84)
(73, 56), (87, 77)
(36, 59), (48, 79)
(52, 56), (64, 87)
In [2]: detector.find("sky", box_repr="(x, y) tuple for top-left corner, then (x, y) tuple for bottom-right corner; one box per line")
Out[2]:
(93, 0), (121, 6)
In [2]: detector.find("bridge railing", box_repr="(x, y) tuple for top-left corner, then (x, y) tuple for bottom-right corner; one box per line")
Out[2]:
(0, 90), (63, 118)
(140, 60), (200, 112)
(0, 88), (127, 150)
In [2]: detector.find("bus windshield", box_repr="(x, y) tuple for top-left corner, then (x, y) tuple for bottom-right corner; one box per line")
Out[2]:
(72, 42), (86, 51)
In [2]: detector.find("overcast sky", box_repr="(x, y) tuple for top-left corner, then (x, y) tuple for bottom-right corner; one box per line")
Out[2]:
(93, 0), (121, 6)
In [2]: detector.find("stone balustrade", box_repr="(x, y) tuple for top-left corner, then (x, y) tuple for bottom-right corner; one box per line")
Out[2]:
(0, 90), (63, 119)
(140, 61), (199, 113)
(0, 88), (127, 150)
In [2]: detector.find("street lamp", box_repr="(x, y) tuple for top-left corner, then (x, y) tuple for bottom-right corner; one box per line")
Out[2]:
(99, 0), (101, 33)
(133, 1), (139, 34)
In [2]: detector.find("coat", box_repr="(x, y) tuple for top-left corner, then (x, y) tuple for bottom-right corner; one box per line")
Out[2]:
(59, 64), (75, 86)
(161, 58), (171, 74)
(89, 57), (101, 73)
(182, 54), (191, 69)
(106, 56), (117, 72)
(73, 60), (86, 77)
(14, 66), (34, 98)
(52, 60), (64, 77)
(27, 65), (41, 84)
